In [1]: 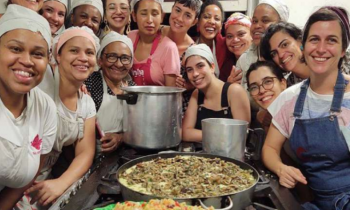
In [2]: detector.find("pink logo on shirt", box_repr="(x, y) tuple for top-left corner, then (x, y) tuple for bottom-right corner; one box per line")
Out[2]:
(31, 134), (42, 151)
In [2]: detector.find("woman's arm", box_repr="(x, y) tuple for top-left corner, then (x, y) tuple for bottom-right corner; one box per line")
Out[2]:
(263, 124), (307, 188)
(229, 84), (251, 123)
(182, 90), (202, 142)
(0, 155), (47, 210)
(26, 117), (96, 206)
(165, 74), (177, 87)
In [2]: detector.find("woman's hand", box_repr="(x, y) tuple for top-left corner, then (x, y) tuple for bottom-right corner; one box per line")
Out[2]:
(175, 75), (194, 91)
(277, 164), (307, 188)
(25, 179), (67, 206)
(80, 84), (91, 95)
(227, 66), (242, 84)
(101, 133), (123, 153)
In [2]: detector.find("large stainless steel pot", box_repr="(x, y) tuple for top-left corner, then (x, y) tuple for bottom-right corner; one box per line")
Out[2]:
(115, 153), (260, 210)
(117, 86), (185, 150)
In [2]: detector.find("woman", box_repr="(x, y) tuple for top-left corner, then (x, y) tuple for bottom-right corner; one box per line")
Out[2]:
(7, 0), (44, 12)
(0, 5), (57, 209)
(195, 0), (232, 81)
(19, 27), (98, 209)
(228, 0), (289, 86)
(225, 12), (252, 61)
(163, 0), (201, 111)
(260, 22), (309, 86)
(102, 0), (130, 35)
(40, 0), (67, 37)
(69, 0), (103, 35)
(263, 7), (350, 209)
(128, 0), (180, 86)
(85, 31), (134, 153)
(246, 61), (286, 132)
(182, 44), (250, 142)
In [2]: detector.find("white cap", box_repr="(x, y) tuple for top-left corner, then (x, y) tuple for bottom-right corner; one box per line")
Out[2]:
(44, 0), (68, 9)
(0, 4), (52, 49)
(70, 0), (103, 18)
(130, 0), (164, 12)
(98, 31), (134, 66)
(183, 44), (214, 65)
(258, 0), (289, 22)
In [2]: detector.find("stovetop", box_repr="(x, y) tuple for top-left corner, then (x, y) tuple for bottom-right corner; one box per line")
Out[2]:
(51, 143), (303, 210)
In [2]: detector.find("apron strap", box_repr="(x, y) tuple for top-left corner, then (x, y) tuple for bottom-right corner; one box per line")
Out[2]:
(330, 72), (348, 113)
(293, 79), (310, 117)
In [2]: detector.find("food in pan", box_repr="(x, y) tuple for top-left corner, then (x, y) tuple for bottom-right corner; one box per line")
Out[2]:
(119, 156), (255, 198)
(113, 199), (214, 210)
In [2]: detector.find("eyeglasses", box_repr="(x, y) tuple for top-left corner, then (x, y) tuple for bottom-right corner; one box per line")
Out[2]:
(104, 53), (132, 65)
(248, 77), (277, 96)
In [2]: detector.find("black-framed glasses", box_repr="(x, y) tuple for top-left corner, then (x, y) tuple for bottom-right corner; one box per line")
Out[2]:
(104, 53), (132, 65)
(248, 77), (277, 96)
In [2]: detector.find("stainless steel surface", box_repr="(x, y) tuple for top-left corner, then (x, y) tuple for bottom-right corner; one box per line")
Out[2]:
(202, 119), (249, 161)
(119, 86), (185, 149)
(115, 152), (259, 210)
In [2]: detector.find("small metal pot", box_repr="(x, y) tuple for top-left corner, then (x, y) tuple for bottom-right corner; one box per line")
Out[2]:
(115, 153), (260, 210)
(202, 119), (249, 162)
(117, 86), (185, 150)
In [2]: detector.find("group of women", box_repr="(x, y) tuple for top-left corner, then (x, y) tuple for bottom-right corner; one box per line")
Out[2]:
(0, 0), (350, 209)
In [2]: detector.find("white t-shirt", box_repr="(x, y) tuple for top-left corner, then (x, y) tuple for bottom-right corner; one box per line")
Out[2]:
(37, 65), (55, 97)
(0, 88), (57, 191)
(56, 92), (96, 121)
(269, 81), (350, 139)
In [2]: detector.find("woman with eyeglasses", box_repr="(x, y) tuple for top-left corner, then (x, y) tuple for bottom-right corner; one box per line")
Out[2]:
(85, 31), (135, 153)
(246, 61), (286, 132)
(101, 0), (131, 36)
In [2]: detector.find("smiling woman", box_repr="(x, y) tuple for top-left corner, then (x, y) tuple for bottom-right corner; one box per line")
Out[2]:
(182, 44), (250, 143)
(16, 26), (99, 210)
(262, 6), (350, 210)
(8, 0), (44, 12)
(102, 0), (131, 35)
(69, 0), (104, 35)
(0, 5), (57, 210)
(40, 0), (67, 37)
(85, 31), (135, 154)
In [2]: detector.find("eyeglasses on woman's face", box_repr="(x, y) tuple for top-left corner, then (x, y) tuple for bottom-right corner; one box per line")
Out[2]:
(103, 53), (132, 65)
(248, 76), (277, 96)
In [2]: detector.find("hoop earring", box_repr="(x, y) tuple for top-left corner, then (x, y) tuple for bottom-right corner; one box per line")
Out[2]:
(103, 19), (111, 34)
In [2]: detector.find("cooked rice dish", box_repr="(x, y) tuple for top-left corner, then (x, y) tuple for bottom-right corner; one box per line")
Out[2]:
(119, 156), (255, 198)
(114, 199), (214, 210)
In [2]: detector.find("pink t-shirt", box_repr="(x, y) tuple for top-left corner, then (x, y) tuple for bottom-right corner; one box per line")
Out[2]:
(128, 30), (180, 86)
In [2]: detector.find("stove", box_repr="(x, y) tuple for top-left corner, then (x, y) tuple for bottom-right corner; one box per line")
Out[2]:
(51, 142), (303, 210)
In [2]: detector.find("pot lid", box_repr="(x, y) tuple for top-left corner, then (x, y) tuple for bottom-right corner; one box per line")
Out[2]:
(121, 86), (185, 94)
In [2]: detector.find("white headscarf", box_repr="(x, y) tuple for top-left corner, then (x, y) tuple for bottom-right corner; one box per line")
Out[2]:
(183, 44), (215, 66)
(0, 1), (6, 14)
(258, 0), (289, 22)
(0, 4), (52, 49)
(130, 0), (164, 12)
(69, 0), (103, 18)
(98, 31), (134, 65)
(44, 0), (68, 9)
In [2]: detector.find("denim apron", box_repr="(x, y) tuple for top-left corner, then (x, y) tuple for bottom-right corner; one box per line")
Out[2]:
(289, 72), (350, 210)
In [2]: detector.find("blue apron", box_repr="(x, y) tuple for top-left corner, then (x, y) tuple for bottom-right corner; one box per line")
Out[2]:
(289, 72), (350, 210)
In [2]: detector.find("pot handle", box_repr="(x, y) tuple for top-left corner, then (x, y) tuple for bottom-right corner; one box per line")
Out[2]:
(117, 93), (138, 105)
(198, 196), (233, 210)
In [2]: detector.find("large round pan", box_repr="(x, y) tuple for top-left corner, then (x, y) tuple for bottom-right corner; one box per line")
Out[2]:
(115, 152), (259, 210)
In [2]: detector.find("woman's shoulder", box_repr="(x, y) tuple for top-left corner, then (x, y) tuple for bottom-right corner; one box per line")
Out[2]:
(30, 87), (56, 109)
(127, 30), (138, 41)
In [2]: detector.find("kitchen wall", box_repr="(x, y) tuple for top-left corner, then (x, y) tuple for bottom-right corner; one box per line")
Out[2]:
(284, 0), (350, 28)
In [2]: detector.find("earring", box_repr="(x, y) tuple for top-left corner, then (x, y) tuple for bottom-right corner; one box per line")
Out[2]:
(300, 45), (304, 51)
(126, 17), (131, 34)
(103, 19), (111, 34)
